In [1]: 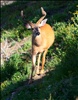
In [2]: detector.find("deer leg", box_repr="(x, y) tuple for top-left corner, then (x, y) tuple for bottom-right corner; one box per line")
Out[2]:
(29, 54), (36, 83)
(36, 53), (41, 74)
(40, 50), (48, 74)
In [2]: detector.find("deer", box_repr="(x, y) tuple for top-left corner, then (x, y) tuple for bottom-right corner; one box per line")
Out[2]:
(21, 7), (55, 83)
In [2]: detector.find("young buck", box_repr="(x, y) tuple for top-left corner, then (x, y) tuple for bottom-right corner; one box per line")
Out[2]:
(21, 7), (55, 83)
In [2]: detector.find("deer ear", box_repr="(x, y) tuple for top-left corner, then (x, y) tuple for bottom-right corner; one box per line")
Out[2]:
(39, 19), (47, 27)
(26, 22), (35, 29)
(26, 23), (32, 29)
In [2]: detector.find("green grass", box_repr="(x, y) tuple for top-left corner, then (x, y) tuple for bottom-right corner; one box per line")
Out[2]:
(1, 1), (78, 100)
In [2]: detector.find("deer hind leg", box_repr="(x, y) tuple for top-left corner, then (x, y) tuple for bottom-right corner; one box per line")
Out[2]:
(40, 50), (48, 74)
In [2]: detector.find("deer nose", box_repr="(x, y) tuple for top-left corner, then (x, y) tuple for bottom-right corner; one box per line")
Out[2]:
(35, 29), (40, 35)
(36, 32), (40, 35)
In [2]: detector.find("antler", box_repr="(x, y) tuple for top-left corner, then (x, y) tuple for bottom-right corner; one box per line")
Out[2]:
(36, 7), (47, 25)
(21, 10), (24, 17)
(21, 10), (27, 26)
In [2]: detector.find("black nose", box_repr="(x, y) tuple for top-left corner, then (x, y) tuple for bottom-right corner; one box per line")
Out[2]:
(36, 32), (40, 35)
(33, 28), (40, 36)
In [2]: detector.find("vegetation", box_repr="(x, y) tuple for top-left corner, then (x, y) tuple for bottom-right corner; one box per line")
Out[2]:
(1, 1), (78, 100)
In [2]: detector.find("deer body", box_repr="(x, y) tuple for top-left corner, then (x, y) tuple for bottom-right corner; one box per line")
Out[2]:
(21, 7), (55, 83)
(32, 24), (54, 54)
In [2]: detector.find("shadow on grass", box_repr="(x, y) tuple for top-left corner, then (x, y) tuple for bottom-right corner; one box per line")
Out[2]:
(1, 43), (78, 100)
(1, 52), (31, 82)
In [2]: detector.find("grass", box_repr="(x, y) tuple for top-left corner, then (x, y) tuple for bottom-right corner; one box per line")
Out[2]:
(1, 1), (78, 100)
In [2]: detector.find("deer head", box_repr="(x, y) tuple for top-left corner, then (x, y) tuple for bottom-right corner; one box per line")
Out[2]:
(21, 7), (47, 36)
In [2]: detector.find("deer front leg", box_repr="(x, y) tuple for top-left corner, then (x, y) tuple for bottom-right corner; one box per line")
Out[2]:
(40, 50), (48, 74)
(36, 53), (41, 74)
(29, 54), (36, 83)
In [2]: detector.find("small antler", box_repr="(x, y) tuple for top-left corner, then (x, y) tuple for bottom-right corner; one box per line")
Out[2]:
(36, 7), (47, 25)
(21, 10), (24, 17)
(21, 10), (27, 26)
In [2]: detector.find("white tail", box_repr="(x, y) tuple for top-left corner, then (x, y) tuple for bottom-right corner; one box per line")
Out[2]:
(21, 7), (55, 83)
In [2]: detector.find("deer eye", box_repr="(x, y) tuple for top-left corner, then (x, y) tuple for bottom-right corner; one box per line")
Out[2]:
(31, 28), (34, 30)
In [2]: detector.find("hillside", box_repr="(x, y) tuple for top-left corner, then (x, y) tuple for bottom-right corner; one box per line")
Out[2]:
(1, 1), (78, 100)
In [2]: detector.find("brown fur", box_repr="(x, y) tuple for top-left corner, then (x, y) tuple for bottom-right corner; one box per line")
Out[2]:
(32, 24), (55, 54)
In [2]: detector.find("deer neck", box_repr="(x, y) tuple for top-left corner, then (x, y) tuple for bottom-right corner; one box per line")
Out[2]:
(32, 34), (42, 46)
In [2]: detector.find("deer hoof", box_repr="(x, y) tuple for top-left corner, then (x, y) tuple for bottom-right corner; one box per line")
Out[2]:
(36, 70), (40, 75)
(40, 69), (44, 74)
(28, 79), (33, 84)
(35, 66), (40, 75)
